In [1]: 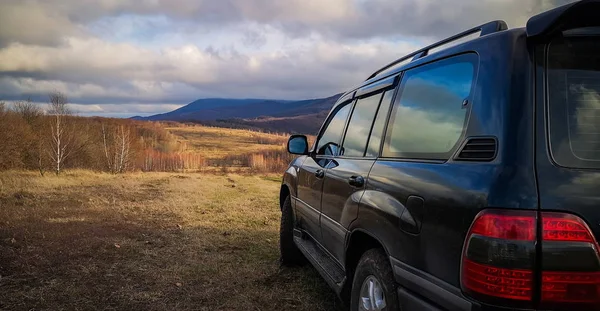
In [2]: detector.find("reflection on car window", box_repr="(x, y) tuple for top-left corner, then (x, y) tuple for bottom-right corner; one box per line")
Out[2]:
(366, 90), (394, 157)
(316, 103), (352, 156)
(341, 93), (383, 157)
(547, 37), (600, 169)
(384, 54), (476, 160)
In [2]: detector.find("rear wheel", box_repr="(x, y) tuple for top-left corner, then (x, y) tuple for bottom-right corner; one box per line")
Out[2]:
(350, 249), (399, 311)
(279, 195), (305, 266)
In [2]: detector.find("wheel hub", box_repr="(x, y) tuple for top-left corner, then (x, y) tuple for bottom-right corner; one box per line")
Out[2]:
(359, 275), (387, 311)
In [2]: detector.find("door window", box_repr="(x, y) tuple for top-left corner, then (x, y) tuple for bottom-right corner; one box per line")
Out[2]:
(366, 90), (395, 157)
(383, 54), (477, 160)
(316, 103), (352, 156)
(341, 93), (383, 157)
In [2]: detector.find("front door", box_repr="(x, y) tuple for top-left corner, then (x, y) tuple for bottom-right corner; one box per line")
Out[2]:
(295, 102), (353, 241)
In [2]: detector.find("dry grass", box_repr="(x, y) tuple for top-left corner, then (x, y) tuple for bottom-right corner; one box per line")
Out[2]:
(0, 170), (339, 311)
(167, 126), (289, 160)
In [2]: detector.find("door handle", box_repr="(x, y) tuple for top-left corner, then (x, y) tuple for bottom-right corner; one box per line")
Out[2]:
(315, 169), (325, 179)
(348, 175), (365, 187)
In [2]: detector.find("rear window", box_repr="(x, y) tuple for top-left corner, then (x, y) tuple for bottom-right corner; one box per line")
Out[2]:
(547, 36), (600, 169)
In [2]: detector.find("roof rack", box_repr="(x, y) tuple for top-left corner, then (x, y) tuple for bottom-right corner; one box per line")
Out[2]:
(365, 20), (508, 81)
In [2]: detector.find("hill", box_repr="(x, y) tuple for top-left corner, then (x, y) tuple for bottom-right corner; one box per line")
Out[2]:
(134, 94), (342, 134)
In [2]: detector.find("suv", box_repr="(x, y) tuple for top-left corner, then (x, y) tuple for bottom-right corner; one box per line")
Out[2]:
(278, 1), (600, 311)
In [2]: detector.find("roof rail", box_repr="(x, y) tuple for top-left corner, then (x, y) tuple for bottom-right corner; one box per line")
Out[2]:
(365, 20), (508, 81)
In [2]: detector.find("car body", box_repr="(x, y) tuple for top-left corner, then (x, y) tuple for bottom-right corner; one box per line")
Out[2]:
(278, 1), (600, 310)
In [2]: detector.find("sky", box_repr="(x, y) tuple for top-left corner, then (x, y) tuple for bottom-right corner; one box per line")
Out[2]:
(0, 0), (573, 117)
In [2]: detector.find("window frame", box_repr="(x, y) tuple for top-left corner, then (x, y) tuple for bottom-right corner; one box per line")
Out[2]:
(380, 53), (479, 161)
(312, 100), (354, 158)
(337, 76), (400, 159)
(338, 92), (383, 159)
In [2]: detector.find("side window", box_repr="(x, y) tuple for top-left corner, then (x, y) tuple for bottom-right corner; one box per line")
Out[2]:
(366, 90), (394, 157)
(383, 54), (477, 160)
(341, 93), (383, 157)
(316, 103), (352, 156)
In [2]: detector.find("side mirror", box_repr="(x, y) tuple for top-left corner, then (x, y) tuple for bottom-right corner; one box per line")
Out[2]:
(287, 135), (309, 155)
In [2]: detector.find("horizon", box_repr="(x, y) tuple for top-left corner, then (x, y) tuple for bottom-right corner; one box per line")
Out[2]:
(0, 0), (574, 117)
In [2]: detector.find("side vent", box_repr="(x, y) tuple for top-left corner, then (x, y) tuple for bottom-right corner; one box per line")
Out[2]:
(455, 137), (497, 161)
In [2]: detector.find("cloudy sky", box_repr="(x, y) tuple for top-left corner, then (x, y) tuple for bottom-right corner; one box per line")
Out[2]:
(0, 0), (571, 117)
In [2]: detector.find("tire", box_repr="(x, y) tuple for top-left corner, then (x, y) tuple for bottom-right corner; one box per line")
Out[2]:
(279, 195), (305, 266)
(350, 249), (399, 311)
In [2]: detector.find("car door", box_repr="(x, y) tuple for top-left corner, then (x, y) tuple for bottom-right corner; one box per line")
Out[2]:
(320, 78), (397, 263)
(295, 102), (352, 242)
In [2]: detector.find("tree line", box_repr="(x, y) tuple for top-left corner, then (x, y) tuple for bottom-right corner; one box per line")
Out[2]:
(0, 92), (188, 175)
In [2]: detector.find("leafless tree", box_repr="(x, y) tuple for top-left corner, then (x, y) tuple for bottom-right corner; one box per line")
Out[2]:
(13, 99), (43, 124)
(47, 92), (73, 175)
(115, 126), (132, 173)
(12, 99), (46, 175)
(102, 124), (133, 174)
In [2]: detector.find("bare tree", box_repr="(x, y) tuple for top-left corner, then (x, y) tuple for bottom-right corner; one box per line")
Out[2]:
(102, 124), (114, 173)
(102, 124), (133, 174)
(13, 99), (46, 175)
(13, 99), (43, 124)
(116, 126), (132, 173)
(47, 92), (73, 175)
(0, 102), (5, 115)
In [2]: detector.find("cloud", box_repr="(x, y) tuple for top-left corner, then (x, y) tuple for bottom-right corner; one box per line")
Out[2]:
(0, 0), (576, 117)
(0, 35), (419, 101)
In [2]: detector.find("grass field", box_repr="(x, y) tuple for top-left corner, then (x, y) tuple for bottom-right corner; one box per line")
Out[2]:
(167, 126), (289, 159)
(0, 171), (339, 310)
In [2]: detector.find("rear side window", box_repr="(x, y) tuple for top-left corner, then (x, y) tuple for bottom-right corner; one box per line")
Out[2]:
(383, 54), (477, 160)
(341, 93), (383, 157)
(366, 91), (394, 157)
(316, 103), (352, 156)
(547, 36), (600, 169)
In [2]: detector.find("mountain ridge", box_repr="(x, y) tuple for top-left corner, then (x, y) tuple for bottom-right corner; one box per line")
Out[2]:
(134, 93), (342, 134)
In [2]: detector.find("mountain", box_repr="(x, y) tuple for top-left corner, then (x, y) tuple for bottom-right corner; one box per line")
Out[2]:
(135, 94), (342, 134)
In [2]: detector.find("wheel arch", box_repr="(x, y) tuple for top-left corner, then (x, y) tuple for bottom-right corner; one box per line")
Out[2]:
(279, 184), (290, 210)
(343, 228), (390, 301)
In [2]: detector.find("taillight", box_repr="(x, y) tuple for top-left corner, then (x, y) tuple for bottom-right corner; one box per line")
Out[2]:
(461, 209), (600, 310)
(540, 213), (600, 310)
(461, 210), (537, 308)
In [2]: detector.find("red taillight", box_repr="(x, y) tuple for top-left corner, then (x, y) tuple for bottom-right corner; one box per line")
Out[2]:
(461, 210), (537, 308)
(542, 213), (595, 243)
(470, 213), (536, 241)
(461, 210), (600, 310)
(540, 213), (600, 308)
(542, 272), (600, 303)
(462, 259), (533, 300)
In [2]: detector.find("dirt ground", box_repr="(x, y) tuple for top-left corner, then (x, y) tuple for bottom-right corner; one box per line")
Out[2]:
(0, 171), (340, 311)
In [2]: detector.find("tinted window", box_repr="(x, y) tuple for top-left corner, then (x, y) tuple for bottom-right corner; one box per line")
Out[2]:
(366, 91), (394, 157)
(548, 37), (600, 169)
(341, 93), (383, 157)
(316, 103), (352, 156)
(383, 54), (476, 160)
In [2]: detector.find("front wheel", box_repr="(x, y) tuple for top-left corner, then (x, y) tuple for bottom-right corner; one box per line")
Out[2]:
(350, 249), (399, 311)
(279, 195), (305, 266)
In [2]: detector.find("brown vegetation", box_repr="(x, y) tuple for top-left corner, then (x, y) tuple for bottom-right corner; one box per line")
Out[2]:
(0, 171), (339, 310)
(1, 95), (305, 174)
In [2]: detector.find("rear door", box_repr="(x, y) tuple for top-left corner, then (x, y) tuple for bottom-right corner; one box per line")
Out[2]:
(536, 35), (600, 245)
(364, 54), (479, 284)
(320, 81), (396, 263)
(296, 102), (352, 241)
